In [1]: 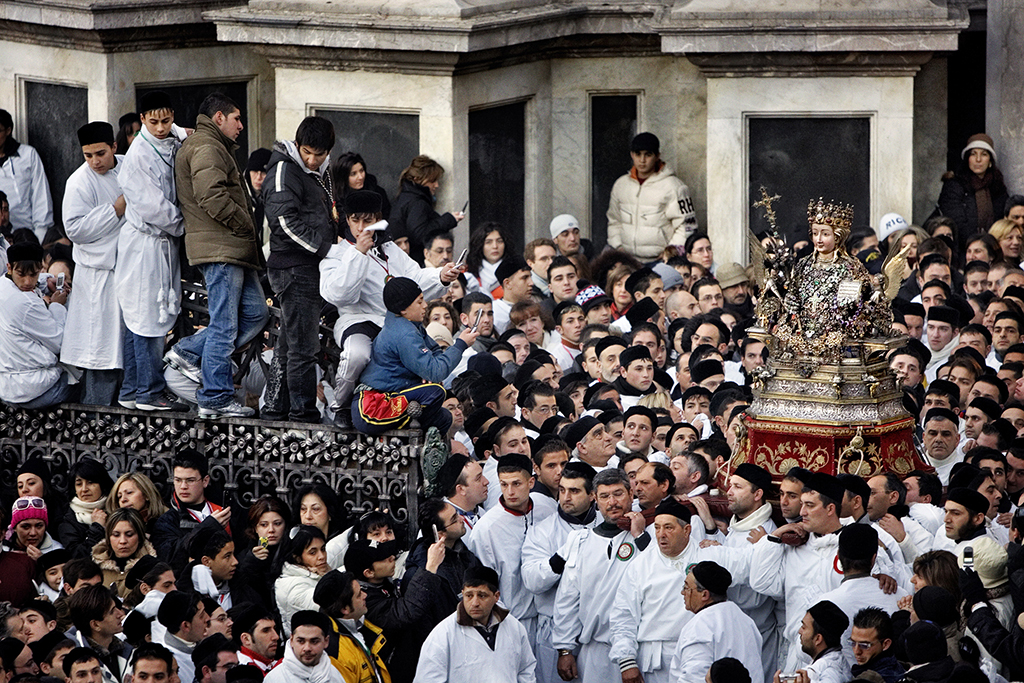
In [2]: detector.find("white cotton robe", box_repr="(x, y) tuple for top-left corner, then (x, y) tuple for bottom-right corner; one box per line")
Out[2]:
(468, 494), (558, 629)
(553, 525), (647, 682)
(521, 507), (597, 683)
(670, 600), (762, 683)
(818, 575), (907, 670)
(609, 541), (701, 683)
(60, 156), (126, 369)
(413, 611), (536, 683)
(0, 277), (66, 402)
(116, 126), (185, 337)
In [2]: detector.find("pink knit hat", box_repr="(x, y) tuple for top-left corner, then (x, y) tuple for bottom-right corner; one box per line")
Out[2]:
(10, 497), (47, 529)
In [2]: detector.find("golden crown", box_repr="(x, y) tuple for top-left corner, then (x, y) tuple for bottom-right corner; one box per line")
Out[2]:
(807, 197), (854, 231)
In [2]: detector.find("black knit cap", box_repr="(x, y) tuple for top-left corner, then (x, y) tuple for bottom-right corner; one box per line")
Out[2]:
(927, 304), (959, 328)
(77, 121), (115, 147)
(435, 454), (471, 498)
(805, 473), (845, 507)
(344, 189), (382, 215)
(690, 560), (732, 595)
(313, 569), (351, 609)
(630, 132), (660, 154)
(125, 555), (161, 590)
(837, 473), (870, 507)
(625, 297), (660, 326)
(691, 360), (725, 384)
(383, 277), (422, 315)
(563, 416), (601, 449)
(946, 486), (989, 516)
(969, 396), (1002, 421)
(28, 629), (68, 665)
(733, 463), (771, 491)
(806, 600), (849, 643)
(618, 344), (652, 369)
(464, 407), (497, 438)
(654, 496), (691, 523)
(838, 523), (879, 561)
(624, 268), (656, 295)
(37, 548), (69, 572)
(595, 336), (628, 358)
(191, 633), (231, 667)
(900, 620), (948, 665)
(496, 454), (533, 477)
(245, 148), (272, 174)
(785, 466), (813, 485)
(138, 91), (173, 115)
(924, 407), (959, 427)
(16, 457), (50, 481)
(495, 257), (530, 284)
(290, 610), (332, 636)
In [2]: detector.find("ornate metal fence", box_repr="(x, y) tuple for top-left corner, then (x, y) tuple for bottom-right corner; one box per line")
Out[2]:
(0, 402), (422, 541)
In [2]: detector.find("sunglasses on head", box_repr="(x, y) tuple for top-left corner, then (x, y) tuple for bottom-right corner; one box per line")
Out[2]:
(13, 497), (45, 510)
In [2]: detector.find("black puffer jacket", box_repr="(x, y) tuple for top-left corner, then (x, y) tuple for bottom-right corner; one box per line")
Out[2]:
(263, 140), (338, 270)
(388, 180), (457, 265)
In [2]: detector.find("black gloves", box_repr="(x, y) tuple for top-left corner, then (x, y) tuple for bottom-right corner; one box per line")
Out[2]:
(549, 553), (566, 574)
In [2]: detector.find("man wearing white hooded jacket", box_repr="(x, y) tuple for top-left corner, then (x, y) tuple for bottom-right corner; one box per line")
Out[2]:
(320, 191), (461, 425)
(264, 611), (342, 683)
(60, 121), (126, 406)
(605, 132), (697, 260)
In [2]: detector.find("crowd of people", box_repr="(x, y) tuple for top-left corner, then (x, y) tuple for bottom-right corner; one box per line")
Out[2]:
(5, 92), (1024, 682)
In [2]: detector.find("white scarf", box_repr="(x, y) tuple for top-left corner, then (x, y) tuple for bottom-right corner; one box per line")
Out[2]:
(70, 496), (107, 525)
(278, 639), (337, 683)
(730, 502), (773, 532)
(191, 564), (231, 610)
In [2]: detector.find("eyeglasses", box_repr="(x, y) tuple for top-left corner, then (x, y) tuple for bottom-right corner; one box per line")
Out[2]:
(13, 497), (45, 510)
(849, 640), (878, 650)
(173, 477), (201, 486)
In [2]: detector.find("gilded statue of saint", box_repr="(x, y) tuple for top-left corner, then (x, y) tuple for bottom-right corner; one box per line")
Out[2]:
(774, 199), (893, 360)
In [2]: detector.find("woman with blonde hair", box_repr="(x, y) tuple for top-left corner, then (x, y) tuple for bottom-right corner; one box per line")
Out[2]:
(990, 218), (1023, 263)
(91, 507), (157, 597)
(106, 472), (171, 535)
(389, 155), (465, 263)
(881, 225), (929, 283)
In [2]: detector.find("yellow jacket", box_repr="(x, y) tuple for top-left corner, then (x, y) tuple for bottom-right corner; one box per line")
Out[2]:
(328, 615), (391, 683)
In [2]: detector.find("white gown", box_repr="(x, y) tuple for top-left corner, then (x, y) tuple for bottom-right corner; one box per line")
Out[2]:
(60, 156), (126, 369)
(817, 575), (907, 669)
(670, 601), (763, 683)
(0, 277), (66, 402)
(116, 126), (186, 337)
(553, 524), (649, 683)
(521, 507), (598, 683)
(467, 493), (558, 637)
(414, 610), (536, 683)
(609, 539), (702, 683)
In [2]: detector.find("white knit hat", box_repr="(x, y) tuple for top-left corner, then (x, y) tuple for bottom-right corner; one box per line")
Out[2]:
(958, 536), (1008, 589)
(878, 213), (909, 242)
(550, 214), (580, 239)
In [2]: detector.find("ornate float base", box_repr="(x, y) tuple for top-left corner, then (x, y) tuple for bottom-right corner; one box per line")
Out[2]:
(733, 332), (933, 481)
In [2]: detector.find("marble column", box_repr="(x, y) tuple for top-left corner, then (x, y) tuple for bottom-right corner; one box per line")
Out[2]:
(987, 0), (1024, 190)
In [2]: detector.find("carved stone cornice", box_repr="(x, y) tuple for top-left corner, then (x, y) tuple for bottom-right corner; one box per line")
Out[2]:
(687, 51), (937, 78)
(0, 19), (220, 53)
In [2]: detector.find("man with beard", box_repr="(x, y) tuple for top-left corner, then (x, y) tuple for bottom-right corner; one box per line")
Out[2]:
(521, 463), (598, 683)
(940, 487), (991, 551)
(610, 497), (703, 683)
(553, 469), (649, 683)
(794, 600), (849, 683)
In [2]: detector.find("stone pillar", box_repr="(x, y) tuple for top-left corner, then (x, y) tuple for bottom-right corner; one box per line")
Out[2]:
(987, 0), (1024, 190)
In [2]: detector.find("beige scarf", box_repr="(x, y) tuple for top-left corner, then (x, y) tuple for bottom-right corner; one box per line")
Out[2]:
(730, 502), (773, 533)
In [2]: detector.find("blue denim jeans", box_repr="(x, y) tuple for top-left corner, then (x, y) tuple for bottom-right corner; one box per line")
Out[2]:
(120, 330), (166, 404)
(174, 263), (269, 409)
(19, 370), (73, 409)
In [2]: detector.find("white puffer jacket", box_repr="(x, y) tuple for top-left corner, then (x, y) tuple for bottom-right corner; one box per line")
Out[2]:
(274, 562), (321, 636)
(606, 163), (697, 259)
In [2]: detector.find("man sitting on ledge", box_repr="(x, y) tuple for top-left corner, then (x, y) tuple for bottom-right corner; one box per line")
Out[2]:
(353, 276), (477, 435)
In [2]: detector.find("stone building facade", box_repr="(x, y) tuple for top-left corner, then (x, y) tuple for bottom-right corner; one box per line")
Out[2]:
(3, 0), (1018, 263)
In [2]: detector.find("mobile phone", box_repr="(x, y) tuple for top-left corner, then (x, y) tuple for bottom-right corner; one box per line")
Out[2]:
(258, 537), (269, 549)
(433, 524), (441, 543)
(461, 200), (469, 213)
(454, 248), (468, 268)
(779, 675), (800, 683)
(56, 273), (65, 291)
(963, 546), (974, 568)
(471, 308), (483, 332)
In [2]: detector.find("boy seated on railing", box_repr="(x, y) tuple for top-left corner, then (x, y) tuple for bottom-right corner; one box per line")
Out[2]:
(352, 277), (477, 435)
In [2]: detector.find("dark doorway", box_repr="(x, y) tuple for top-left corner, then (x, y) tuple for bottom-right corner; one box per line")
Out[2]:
(25, 80), (89, 236)
(748, 117), (871, 246)
(469, 101), (526, 255)
(313, 109), (420, 207)
(946, 28), (987, 173)
(591, 95), (638, 250)
(136, 82), (251, 168)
